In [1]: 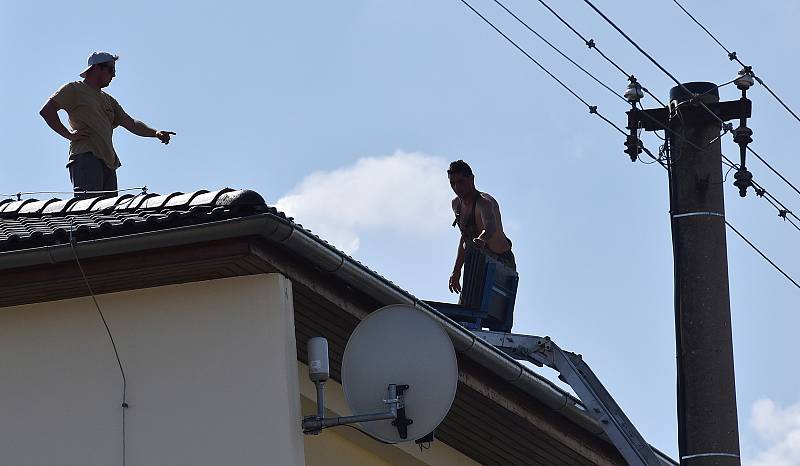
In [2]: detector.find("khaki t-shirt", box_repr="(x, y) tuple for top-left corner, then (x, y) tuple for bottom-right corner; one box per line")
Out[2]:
(49, 81), (130, 169)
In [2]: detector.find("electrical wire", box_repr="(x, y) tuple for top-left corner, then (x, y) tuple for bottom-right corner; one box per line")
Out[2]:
(459, 0), (667, 168)
(69, 223), (128, 466)
(492, 0), (622, 100)
(574, 0), (800, 228)
(533, 0), (666, 107)
(725, 220), (800, 289)
(457, 0), (627, 136)
(584, 0), (800, 206)
(747, 146), (800, 199)
(718, 153), (800, 231)
(458, 0), (797, 290)
(670, 0), (800, 126)
(2, 186), (148, 200)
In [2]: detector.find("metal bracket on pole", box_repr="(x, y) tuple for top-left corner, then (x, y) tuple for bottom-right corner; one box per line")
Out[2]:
(473, 330), (661, 466)
(302, 383), (411, 438)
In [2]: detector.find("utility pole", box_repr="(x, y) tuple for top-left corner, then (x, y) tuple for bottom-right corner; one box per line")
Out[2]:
(628, 80), (752, 465)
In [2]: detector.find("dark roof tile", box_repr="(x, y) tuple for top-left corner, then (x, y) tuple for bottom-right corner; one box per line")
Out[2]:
(19, 199), (63, 215)
(0, 188), (273, 252)
(117, 193), (158, 210)
(190, 188), (235, 207)
(0, 199), (36, 215)
(67, 196), (108, 213)
(140, 192), (183, 209)
(43, 198), (78, 215)
(165, 190), (209, 208)
(93, 194), (134, 211)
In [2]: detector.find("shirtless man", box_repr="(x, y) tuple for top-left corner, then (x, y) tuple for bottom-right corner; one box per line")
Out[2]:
(448, 160), (515, 294)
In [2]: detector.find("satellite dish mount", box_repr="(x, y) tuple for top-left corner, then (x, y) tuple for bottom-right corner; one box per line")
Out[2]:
(301, 337), (413, 438)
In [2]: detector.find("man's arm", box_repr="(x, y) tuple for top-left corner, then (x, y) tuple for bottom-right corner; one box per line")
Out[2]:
(119, 114), (176, 144)
(473, 196), (498, 248)
(39, 100), (88, 142)
(449, 236), (466, 294)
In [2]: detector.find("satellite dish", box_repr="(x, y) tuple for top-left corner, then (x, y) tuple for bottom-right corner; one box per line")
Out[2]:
(341, 304), (458, 443)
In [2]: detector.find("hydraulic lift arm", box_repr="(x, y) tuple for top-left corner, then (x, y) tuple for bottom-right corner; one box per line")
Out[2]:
(473, 330), (662, 466)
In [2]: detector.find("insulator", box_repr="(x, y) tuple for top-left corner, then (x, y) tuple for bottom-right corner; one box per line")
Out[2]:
(624, 133), (642, 162)
(733, 125), (753, 146)
(624, 81), (644, 103)
(734, 67), (755, 91)
(733, 168), (753, 197)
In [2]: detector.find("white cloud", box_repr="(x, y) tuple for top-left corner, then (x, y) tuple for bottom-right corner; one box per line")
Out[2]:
(276, 151), (453, 254)
(747, 398), (800, 466)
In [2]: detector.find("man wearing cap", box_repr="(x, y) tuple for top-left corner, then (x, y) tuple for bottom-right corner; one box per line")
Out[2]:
(39, 52), (176, 198)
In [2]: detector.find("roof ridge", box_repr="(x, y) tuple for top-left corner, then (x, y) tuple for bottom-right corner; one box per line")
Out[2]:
(0, 188), (267, 218)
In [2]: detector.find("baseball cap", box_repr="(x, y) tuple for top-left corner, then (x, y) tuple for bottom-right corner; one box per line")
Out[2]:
(79, 51), (119, 78)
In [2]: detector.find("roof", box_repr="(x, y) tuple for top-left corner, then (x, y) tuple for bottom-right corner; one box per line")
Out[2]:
(0, 187), (676, 465)
(0, 189), (272, 252)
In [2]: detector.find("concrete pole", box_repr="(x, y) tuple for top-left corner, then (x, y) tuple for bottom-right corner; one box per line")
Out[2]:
(668, 82), (741, 465)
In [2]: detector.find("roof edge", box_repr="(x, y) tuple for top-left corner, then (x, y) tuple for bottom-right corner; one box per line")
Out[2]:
(0, 212), (676, 464)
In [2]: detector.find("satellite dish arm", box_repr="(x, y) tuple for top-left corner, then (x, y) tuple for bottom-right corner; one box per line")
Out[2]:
(473, 331), (662, 466)
(302, 337), (412, 438)
(302, 383), (408, 435)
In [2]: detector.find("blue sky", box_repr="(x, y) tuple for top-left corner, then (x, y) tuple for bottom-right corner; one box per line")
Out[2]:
(3, 1), (799, 463)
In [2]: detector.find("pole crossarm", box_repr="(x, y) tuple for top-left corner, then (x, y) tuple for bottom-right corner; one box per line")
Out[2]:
(630, 98), (751, 132)
(473, 330), (662, 466)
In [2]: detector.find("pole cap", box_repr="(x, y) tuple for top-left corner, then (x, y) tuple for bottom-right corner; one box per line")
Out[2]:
(670, 82), (718, 105)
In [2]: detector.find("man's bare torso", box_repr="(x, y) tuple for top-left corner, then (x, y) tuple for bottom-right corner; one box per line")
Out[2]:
(452, 192), (511, 254)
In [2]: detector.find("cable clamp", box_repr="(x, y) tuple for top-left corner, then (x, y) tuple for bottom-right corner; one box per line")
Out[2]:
(727, 51), (737, 61)
(672, 211), (725, 219)
(588, 105), (597, 114)
(585, 39), (595, 49)
(779, 209), (790, 219)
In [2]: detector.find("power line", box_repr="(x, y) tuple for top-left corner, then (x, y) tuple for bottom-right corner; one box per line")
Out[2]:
(579, 0), (800, 232)
(459, 0), (668, 168)
(458, 0), (795, 290)
(533, 0), (666, 107)
(492, 0), (621, 101)
(580, 0), (729, 130)
(457, 0), (626, 136)
(670, 0), (800, 126)
(747, 146), (800, 199)
(725, 220), (800, 289)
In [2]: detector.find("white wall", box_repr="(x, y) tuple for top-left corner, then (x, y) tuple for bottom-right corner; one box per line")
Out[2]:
(0, 274), (304, 466)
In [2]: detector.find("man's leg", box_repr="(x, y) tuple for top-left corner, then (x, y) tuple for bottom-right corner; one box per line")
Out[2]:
(101, 164), (118, 197)
(68, 152), (105, 199)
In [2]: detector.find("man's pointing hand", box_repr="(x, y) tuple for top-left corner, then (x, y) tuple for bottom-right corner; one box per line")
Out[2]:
(156, 130), (176, 144)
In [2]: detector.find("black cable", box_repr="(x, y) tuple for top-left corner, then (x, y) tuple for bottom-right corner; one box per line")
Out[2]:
(670, 0), (800, 125)
(587, 0), (800, 205)
(69, 223), (128, 466)
(2, 186), (147, 200)
(747, 146), (800, 199)
(533, 0), (667, 107)
(492, 0), (622, 100)
(725, 220), (800, 289)
(581, 0), (726, 127)
(457, 0), (627, 138)
(578, 0), (800, 225)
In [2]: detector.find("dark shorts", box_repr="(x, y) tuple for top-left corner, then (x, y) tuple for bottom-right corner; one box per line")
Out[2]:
(67, 152), (118, 199)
